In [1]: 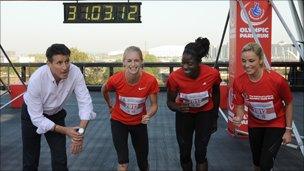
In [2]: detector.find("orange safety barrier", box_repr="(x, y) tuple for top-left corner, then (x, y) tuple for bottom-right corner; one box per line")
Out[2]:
(9, 84), (27, 108)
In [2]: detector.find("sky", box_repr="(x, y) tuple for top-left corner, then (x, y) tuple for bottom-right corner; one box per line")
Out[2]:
(0, 0), (302, 54)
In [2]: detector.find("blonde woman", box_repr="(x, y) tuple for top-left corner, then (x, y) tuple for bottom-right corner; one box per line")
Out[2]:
(102, 46), (159, 171)
(232, 42), (293, 171)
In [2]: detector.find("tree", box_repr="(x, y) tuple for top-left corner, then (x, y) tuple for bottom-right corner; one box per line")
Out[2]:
(143, 54), (160, 82)
(69, 48), (103, 85)
(85, 67), (104, 85)
(29, 48), (92, 63)
(144, 54), (158, 62)
(32, 48), (100, 85)
(70, 48), (93, 62)
(102, 57), (123, 83)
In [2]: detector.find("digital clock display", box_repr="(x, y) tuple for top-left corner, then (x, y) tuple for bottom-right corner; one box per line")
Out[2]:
(63, 2), (141, 23)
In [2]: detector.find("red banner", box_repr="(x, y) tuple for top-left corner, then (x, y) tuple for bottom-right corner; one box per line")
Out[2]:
(227, 0), (272, 137)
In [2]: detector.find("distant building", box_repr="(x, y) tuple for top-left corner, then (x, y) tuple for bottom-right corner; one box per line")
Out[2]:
(272, 42), (298, 61)
(0, 51), (16, 63)
(148, 45), (183, 57)
(209, 43), (229, 62)
(108, 50), (124, 56)
(18, 55), (35, 63)
(2, 43), (299, 63)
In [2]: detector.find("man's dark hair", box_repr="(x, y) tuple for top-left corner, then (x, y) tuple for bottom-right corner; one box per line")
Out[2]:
(46, 44), (71, 62)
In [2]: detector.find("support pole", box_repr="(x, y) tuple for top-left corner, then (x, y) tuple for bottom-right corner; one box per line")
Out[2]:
(288, 1), (304, 41)
(292, 121), (304, 156)
(269, 0), (304, 60)
(0, 45), (26, 86)
(214, 10), (230, 69)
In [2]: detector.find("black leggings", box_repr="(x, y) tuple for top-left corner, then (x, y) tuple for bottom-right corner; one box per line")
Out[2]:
(175, 110), (213, 169)
(249, 127), (285, 171)
(111, 119), (149, 171)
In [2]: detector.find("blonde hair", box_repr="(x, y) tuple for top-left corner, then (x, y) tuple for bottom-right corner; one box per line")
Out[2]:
(123, 46), (143, 61)
(241, 42), (264, 61)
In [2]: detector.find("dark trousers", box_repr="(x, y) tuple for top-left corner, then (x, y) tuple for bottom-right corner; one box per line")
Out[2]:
(111, 119), (149, 171)
(21, 104), (68, 171)
(175, 110), (213, 170)
(249, 127), (285, 171)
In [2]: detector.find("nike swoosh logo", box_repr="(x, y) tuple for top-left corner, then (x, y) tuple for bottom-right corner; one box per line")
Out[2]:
(138, 87), (146, 90)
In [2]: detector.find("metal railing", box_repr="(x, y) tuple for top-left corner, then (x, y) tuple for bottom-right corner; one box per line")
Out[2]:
(0, 62), (303, 91)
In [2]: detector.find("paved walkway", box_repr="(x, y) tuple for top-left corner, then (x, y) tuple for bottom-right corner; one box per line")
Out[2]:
(1, 92), (303, 171)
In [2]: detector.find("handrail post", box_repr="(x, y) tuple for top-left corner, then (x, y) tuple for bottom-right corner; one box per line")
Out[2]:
(21, 66), (26, 82)
(79, 66), (85, 79)
(7, 67), (10, 86)
(169, 66), (173, 74)
(110, 66), (114, 76)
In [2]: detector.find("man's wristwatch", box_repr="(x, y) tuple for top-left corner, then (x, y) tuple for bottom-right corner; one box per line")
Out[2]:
(77, 128), (85, 134)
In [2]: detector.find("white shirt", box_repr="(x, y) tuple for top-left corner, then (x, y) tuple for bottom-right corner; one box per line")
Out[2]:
(24, 64), (96, 134)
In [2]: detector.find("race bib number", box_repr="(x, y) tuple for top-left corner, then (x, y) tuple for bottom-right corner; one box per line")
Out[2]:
(119, 96), (146, 115)
(249, 101), (277, 120)
(179, 91), (209, 108)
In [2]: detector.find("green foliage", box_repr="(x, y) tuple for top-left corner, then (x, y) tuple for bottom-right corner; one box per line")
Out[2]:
(144, 54), (158, 62)
(29, 48), (93, 63)
(85, 67), (104, 85)
(102, 68), (110, 84)
(2, 49), (165, 86)
(70, 48), (98, 84)
(70, 48), (93, 62)
(102, 58), (123, 83)
(143, 54), (160, 81)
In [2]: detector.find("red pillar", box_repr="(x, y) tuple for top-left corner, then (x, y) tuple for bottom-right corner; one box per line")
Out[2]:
(227, 0), (272, 136)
